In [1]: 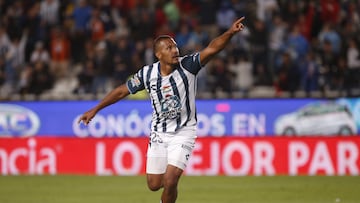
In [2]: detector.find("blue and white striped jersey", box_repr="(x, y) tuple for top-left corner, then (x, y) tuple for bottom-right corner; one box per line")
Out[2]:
(126, 52), (203, 133)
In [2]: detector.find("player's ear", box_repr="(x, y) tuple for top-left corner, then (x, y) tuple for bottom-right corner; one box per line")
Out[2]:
(155, 52), (161, 59)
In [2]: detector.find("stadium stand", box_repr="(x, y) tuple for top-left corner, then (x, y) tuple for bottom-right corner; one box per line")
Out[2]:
(0, 0), (359, 100)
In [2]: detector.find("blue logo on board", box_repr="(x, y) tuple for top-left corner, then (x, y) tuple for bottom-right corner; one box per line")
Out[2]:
(0, 104), (40, 137)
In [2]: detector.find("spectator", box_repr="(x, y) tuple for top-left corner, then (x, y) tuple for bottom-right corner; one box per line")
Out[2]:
(318, 39), (339, 90)
(216, 1), (236, 34)
(155, 22), (175, 38)
(208, 57), (234, 96)
(163, 0), (180, 30)
(249, 19), (268, 76)
(196, 0), (218, 40)
(28, 61), (54, 95)
(335, 57), (347, 94)
(88, 7), (105, 43)
(30, 41), (50, 64)
(345, 38), (360, 96)
(178, 0), (199, 16)
(143, 37), (155, 66)
(275, 52), (300, 96)
(6, 32), (27, 69)
(112, 54), (129, 88)
(94, 0), (115, 32)
(198, 0), (217, 26)
(70, 0), (92, 63)
(4, 1), (25, 39)
(154, 2), (168, 31)
(114, 36), (133, 71)
(345, 1), (360, 28)
(82, 39), (96, 62)
(0, 57), (5, 86)
(278, 1), (300, 26)
(232, 0), (252, 18)
(18, 63), (33, 94)
(92, 41), (112, 94)
(74, 59), (94, 94)
(104, 30), (118, 63)
(340, 20), (358, 51)
(72, 0), (92, 32)
(24, 3), (46, 62)
(229, 54), (253, 96)
(131, 9), (155, 41)
(175, 23), (192, 53)
(320, 0), (340, 24)
(256, 0), (278, 23)
(196, 67), (209, 94)
(318, 23), (341, 54)
(49, 27), (70, 79)
(297, 13), (314, 42)
(253, 63), (273, 87)
(40, 0), (60, 27)
(268, 14), (286, 74)
(282, 24), (309, 63)
(5, 31), (28, 90)
(131, 41), (146, 71)
(0, 26), (10, 59)
(346, 38), (360, 71)
(300, 51), (320, 94)
(187, 21), (210, 52)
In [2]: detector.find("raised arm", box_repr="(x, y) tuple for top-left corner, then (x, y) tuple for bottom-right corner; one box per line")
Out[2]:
(199, 17), (245, 66)
(78, 84), (130, 125)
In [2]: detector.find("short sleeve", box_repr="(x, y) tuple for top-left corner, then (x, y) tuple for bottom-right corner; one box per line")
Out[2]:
(180, 52), (203, 75)
(126, 69), (145, 94)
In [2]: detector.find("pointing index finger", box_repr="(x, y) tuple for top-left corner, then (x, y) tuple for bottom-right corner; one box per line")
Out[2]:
(237, 17), (245, 23)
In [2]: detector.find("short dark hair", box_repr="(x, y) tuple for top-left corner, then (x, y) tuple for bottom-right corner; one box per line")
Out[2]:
(153, 35), (173, 52)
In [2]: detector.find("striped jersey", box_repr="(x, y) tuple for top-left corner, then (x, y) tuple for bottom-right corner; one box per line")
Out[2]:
(126, 52), (203, 133)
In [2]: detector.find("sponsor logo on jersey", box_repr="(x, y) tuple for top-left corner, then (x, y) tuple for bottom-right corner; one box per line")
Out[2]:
(160, 95), (181, 119)
(162, 85), (172, 94)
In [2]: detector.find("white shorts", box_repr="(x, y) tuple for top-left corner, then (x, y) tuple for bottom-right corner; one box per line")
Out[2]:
(146, 126), (197, 174)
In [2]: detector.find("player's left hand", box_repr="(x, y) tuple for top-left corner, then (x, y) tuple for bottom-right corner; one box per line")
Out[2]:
(230, 17), (245, 34)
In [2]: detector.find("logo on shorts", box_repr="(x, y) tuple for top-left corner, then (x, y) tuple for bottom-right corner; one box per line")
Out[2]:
(181, 144), (192, 151)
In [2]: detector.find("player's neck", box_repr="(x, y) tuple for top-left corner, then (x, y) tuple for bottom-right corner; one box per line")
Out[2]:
(159, 62), (175, 76)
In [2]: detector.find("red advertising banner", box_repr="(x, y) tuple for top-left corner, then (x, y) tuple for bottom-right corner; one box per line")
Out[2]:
(0, 137), (359, 176)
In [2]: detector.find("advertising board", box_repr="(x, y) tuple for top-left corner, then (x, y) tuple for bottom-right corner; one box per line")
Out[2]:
(1, 137), (359, 176)
(1, 98), (360, 137)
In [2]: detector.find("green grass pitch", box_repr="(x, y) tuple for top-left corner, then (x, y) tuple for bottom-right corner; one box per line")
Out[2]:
(1, 175), (359, 203)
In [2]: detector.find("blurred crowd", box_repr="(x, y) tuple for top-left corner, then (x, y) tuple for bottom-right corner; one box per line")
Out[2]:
(0, 0), (360, 100)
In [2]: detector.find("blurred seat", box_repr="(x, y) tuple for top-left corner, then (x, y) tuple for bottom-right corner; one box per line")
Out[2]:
(248, 86), (276, 98)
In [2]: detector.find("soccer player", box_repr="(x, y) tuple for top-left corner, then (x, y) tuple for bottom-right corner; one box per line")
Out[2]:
(78, 17), (245, 203)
